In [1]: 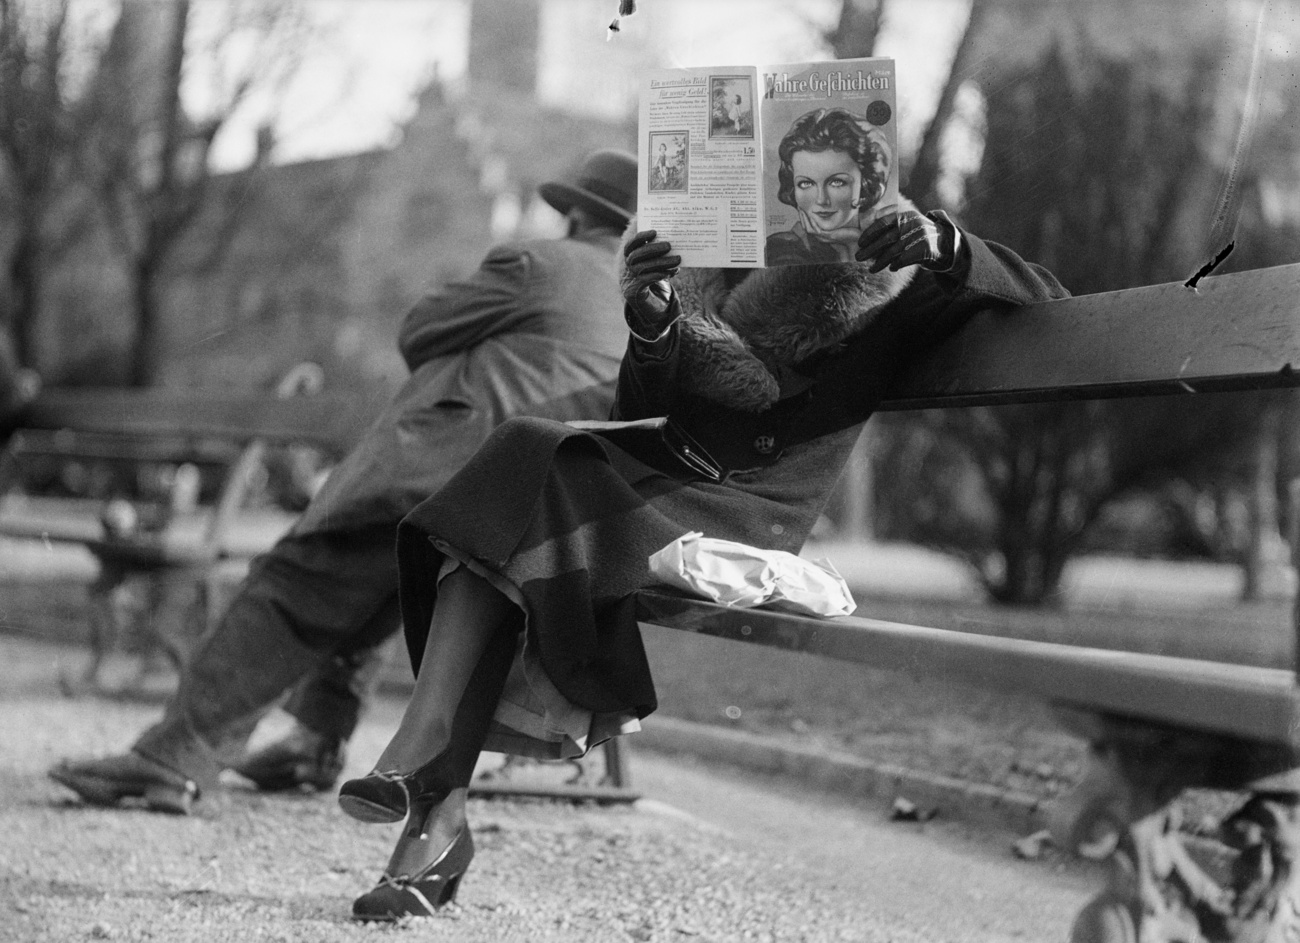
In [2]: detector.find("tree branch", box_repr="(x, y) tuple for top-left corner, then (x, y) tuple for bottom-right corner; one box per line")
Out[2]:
(906, 0), (991, 207)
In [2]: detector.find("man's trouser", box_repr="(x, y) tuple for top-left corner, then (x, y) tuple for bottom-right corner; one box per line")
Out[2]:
(133, 523), (402, 790)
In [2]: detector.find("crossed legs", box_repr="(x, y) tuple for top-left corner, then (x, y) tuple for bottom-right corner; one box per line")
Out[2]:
(341, 567), (520, 921)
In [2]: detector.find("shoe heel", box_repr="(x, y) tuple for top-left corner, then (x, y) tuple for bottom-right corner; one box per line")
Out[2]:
(439, 873), (464, 906)
(144, 780), (197, 815)
(338, 792), (406, 824)
(339, 770), (412, 823)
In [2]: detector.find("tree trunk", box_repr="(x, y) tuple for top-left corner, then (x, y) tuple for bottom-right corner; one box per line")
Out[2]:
(1242, 398), (1290, 600)
(126, 0), (187, 389)
(838, 427), (875, 541)
(129, 257), (161, 387)
(827, 0), (885, 59)
(7, 232), (39, 368)
(905, 0), (991, 207)
(983, 410), (1082, 607)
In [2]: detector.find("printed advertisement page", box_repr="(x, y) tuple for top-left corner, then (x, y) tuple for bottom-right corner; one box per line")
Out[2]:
(759, 58), (898, 267)
(637, 66), (764, 268)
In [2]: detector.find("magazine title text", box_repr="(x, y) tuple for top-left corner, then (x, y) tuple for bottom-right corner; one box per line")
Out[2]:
(762, 70), (890, 98)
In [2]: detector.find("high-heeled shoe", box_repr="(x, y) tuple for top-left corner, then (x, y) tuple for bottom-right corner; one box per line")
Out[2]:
(337, 747), (456, 824)
(337, 769), (409, 823)
(351, 824), (474, 921)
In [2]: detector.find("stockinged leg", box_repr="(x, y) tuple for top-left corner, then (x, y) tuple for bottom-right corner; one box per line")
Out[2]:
(1051, 714), (1299, 943)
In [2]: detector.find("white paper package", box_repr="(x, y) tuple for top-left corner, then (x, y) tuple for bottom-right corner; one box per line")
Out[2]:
(647, 531), (856, 617)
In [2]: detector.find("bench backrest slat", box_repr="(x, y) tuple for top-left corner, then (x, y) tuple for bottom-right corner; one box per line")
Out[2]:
(20, 389), (377, 451)
(7, 430), (243, 465)
(884, 263), (1300, 409)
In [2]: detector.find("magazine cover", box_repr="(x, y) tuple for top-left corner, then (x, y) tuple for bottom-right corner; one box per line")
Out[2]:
(636, 58), (897, 268)
(760, 58), (898, 267)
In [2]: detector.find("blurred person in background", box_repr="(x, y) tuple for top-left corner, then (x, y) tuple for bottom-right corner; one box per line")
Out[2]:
(48, 149), (638, 814)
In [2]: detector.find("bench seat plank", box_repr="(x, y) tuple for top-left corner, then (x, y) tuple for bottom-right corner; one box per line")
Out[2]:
(636, 590), (1300, 748)
(885, 263), (1300, 409)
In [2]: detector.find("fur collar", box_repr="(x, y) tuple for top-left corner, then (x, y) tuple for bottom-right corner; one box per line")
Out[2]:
(622, 206), (916, 412)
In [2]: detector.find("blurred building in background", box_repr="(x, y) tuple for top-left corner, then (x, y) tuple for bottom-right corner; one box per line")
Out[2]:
(37, 0), (635, 390)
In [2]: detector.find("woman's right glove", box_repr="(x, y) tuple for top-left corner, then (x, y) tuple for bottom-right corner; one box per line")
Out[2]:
(621, 230), (682, 340)
(855, 209), (960, 274)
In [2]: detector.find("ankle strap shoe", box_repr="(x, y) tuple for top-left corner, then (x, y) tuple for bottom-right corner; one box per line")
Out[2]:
(352, 826), (474, 921)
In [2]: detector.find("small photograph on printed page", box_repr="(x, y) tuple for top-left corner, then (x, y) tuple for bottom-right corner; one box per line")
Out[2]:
(648, 131), (688, 193)
(708, 74), (755, 140)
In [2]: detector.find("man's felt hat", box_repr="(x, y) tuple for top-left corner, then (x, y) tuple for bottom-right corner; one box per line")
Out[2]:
(538, 149), (637, 225)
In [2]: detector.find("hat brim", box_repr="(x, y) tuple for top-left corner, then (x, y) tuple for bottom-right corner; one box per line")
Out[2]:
(538, 181), (633, 225)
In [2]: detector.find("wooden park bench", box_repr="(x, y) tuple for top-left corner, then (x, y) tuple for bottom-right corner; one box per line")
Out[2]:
(635, 262), (1300, 943)
(0, 364), (379, 692)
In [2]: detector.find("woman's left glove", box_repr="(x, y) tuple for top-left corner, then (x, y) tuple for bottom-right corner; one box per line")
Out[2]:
(621, 230), (682, 339)
(856, 209), (960, 274)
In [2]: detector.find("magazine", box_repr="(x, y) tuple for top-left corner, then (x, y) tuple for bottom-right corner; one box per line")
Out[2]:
(636, 57), (898, 268)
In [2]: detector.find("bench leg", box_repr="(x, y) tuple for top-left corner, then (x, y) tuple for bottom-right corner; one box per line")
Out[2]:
(468, 738), (640, 804)
(143, 569), (209, 672)
(601, 737), (631, 789)
(62, 563), (130, 697)
(1052, 723), (1300, 943)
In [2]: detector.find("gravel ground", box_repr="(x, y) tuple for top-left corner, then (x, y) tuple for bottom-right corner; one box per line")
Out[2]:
(2, 635), (1096, 943)
(5, 778), (880, 943)
(1, 548), (1276, 941)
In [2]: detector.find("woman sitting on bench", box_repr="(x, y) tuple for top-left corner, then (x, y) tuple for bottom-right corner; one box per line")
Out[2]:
(337, 206), (1067, 921)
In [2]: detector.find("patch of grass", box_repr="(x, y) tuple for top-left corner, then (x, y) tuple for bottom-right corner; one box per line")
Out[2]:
(639, 624), (1086, 800)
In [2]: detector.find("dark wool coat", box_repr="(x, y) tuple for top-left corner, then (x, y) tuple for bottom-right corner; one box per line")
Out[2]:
(397, 227), (1068, 734)
(292, 230), (629, 536)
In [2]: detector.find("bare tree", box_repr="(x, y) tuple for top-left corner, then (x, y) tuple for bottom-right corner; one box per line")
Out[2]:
(81, 0), (309, 386)
(874, 40), (1287, 605)
(0, 0), (93, 369)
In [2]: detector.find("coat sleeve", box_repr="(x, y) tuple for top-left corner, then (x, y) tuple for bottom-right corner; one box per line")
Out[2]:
(397, 245), (543, 370)
(898, 226), (1069, 359)
(610, 308), (681, 420)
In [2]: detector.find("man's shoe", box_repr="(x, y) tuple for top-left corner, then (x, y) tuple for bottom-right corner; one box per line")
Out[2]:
(233, 724), (345, 793)
(48, 751), (200, 815)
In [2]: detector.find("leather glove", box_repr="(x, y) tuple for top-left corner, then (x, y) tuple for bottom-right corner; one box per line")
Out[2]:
(856, 209), (959, 274)
(621, 230), (681, 338)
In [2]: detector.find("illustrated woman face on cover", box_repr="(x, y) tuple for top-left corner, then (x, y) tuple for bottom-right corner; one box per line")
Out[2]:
(790, 149), (862, 232)
(776, 108), (892, 236)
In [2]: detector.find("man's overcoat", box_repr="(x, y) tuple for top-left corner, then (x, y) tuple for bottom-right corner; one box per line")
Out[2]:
(293, 230), (629, 536)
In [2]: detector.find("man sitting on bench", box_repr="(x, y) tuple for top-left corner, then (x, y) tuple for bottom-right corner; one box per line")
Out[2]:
(48, 149), (638, 814)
